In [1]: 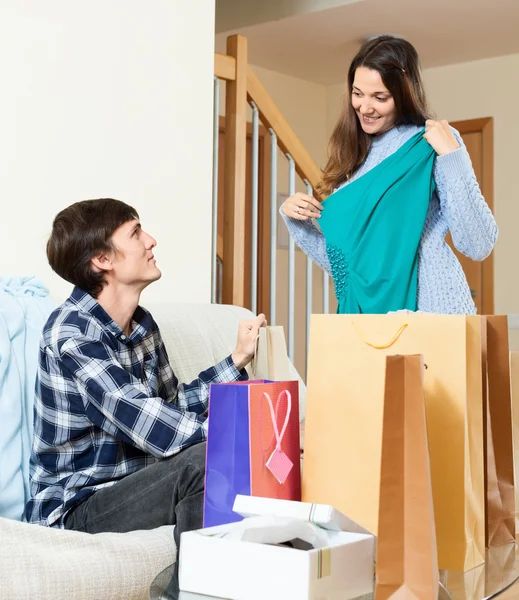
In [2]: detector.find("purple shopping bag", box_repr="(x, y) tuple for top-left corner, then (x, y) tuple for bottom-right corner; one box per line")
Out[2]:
(203, 379), (301, 527)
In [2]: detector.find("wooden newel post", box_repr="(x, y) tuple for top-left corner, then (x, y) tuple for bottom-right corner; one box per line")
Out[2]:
(222, 34), (248, 307)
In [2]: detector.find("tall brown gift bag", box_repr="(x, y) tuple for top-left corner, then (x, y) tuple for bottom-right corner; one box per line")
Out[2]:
(510, 351), (519, 537)
(375, 355), (439, 600)
(484, 315), (515, 546)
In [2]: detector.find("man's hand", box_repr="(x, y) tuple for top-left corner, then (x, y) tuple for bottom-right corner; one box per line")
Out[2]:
(232, 313), (267, 370)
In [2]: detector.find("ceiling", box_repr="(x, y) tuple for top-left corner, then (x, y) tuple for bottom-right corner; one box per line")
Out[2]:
(215, 0), (519, 85)
(215, 0), (363, 33)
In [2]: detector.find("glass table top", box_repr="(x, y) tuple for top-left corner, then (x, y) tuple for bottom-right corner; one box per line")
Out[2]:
(149, 543), (519, 600)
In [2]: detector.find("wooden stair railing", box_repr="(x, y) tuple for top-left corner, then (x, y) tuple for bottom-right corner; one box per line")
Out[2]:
(214, 35), (322, 307)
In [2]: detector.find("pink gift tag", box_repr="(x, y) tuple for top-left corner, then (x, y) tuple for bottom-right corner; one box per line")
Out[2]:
(266, 448), (294, 484)
(262, 389), (294, 485)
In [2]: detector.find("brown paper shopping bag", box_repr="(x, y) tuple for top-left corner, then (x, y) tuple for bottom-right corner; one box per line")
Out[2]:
(302, 314), (485, 571)
(483, 316), (515, 547)
(251, 326), (292, 381)
(510, 351), (519, 537)
(375, 355), (439, 600)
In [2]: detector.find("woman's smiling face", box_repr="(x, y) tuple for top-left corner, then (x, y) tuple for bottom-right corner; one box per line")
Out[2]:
(351, 67), (397, 136)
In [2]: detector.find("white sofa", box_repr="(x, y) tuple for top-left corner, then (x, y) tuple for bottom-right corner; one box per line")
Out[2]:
(1, 301), (305, 600)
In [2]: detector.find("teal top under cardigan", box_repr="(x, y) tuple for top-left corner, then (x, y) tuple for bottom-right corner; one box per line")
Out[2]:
(318, 130), (436, 314)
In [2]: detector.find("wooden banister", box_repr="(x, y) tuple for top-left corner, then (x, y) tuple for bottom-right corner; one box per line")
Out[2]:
(215, 53), (236, 81)
(215, 34), (323, 308)
(247, 66), (322, 199)
(222, 35), (248, 307)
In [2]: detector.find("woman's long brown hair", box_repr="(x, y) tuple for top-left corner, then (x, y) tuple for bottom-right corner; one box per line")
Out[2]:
(317, 35), (430, 197)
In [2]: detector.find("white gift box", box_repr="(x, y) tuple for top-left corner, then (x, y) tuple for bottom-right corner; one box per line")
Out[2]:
(179, 495), (375, 600)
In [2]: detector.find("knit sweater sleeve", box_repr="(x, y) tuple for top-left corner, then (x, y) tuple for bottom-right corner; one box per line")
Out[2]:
(433, 128), (498, 261)
(279, 207), (331, 273)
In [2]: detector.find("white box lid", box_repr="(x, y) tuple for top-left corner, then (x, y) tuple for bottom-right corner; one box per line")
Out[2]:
(232, 495), (373, 536)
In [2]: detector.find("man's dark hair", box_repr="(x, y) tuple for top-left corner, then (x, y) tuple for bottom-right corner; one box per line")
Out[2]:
(47, 198), (139, 298)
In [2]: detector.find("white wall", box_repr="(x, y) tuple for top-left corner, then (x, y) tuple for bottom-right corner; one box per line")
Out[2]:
(0, 1), (215, 304)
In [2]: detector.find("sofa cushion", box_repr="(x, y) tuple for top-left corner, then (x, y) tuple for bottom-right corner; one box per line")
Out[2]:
(0, 517), (175, 600)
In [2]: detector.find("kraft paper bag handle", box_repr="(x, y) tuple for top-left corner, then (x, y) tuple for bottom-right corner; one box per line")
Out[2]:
(352, 322), (409, 350)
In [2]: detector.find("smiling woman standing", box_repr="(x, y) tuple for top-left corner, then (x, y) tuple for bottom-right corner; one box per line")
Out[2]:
(281, 35), (497, 314)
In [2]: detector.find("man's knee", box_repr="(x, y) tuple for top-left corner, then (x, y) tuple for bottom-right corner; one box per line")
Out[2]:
(170, 441), (206, 496)
(182, 441), (206, 473)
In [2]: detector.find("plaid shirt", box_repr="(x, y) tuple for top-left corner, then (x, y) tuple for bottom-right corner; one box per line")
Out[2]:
(26, 287), (246, 527)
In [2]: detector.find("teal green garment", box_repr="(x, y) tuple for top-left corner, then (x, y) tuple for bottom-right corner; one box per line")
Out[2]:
(319, 129), (436, 314)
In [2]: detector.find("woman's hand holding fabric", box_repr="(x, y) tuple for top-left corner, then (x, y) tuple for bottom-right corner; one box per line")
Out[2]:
(424, 120), (460, 156)
(282, 192), (323, 221)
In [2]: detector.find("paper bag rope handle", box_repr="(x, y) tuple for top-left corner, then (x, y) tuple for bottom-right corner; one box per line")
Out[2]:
(352, 322), (408, 349)
(263, 391), (292, 453)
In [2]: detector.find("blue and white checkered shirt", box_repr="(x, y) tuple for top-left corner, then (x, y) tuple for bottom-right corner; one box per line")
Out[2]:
(26, 287), (246, 527)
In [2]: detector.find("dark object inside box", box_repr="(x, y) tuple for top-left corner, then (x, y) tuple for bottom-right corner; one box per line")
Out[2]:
(268, 538), (314, 551)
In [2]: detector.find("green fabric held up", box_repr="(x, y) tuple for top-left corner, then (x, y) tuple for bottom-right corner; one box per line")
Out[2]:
(319, 129), (436, 314)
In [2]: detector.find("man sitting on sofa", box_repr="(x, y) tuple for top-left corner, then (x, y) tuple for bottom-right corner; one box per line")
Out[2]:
(26, 198), (265, 552)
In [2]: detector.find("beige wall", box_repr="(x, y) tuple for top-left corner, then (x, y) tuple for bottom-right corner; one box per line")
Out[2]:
(423, 53), (519, 348)
(0, 0), (216, 304)
(327, 80), (347, 138)
(422, 54), (519, 316)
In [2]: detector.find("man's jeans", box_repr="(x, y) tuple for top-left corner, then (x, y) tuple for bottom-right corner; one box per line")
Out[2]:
(64, 441), (205, 552)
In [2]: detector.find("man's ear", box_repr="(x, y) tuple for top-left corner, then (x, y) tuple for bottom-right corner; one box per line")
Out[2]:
(91, 252), (114, 273)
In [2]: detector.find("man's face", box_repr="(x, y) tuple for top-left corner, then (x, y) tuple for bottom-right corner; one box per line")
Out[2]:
(106, 219), (161, 290)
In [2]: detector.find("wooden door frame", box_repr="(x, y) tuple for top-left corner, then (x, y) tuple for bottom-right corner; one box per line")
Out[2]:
(451, 117), (494, 314)
(218, 115), (272, 317)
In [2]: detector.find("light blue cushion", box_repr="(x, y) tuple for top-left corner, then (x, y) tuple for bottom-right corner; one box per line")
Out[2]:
(0, 277), (55, 520)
